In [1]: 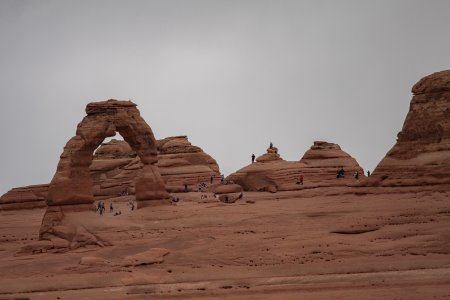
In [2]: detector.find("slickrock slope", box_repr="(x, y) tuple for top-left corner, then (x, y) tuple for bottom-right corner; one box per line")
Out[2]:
(1, 189), (449, 299)
(367, 70), (450, 187)
(227, 143), (364, 192)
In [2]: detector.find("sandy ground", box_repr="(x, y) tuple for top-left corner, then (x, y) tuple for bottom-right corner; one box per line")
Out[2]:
(0, 189), (450, 299)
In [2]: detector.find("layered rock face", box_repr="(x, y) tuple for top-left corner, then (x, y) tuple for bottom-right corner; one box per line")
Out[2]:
(0, 136), (220, 210)
(90, 136), (220, 196)
(157, 136), (220, 191)
(367, 70), (450, 187)
(227, 147), (300, 192)
(0, 184), (48, 210)
(227, 142), (364, 192)
(300, 141), (365, 187)
(40, 100), (168, 245)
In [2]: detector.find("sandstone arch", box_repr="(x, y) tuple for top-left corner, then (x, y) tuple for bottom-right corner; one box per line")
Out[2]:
(47, 100), (167, 206)
(39, 100), (168, 244)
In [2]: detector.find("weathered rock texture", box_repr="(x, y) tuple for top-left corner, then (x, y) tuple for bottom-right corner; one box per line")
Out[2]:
(300, 141), (365, 187)
(0, 184), (48, 210)
(214, 184), (243, 203)
(227, 142), (364, 192)
(157, 136), (220, 191)
(91, 136), (220, 196)
(367, 70), (450, 187)
(1, 136), (220, 210)
(40, 100), (168, 244)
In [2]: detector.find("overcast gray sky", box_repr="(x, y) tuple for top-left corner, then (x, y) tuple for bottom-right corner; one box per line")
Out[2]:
(0, 0), (449, 194)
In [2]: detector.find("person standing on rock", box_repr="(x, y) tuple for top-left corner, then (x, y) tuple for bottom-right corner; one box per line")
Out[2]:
(109, 202), (113, 213)
(269, 142), (273, 149)
(367, 170), (371, 177)
(251, 153), (255, 163)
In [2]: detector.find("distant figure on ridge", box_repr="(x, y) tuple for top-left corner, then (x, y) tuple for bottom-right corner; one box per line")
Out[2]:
(367, 170), (371, 177)
(251, 153), (255, 163)
(269, 142), (273, 149)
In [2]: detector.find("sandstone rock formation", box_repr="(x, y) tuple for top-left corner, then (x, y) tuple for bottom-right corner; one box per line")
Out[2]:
(213, 183), (243, 203)
(299, 141), (365, 187)
(227, 147), (297, 192)
(90, 135), (220, 197)
(157, 136), (220, 191)
(39, 100), (168, 246)
(227, 142), (364, 192)
(1, 136), (220, 210)
(367, 70), (450, 187)
(0, 184), (48, 210)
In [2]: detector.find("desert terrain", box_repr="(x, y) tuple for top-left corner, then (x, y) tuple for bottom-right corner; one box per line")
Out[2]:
(0, 70), (449, 299)
(1, 187), (450, 299)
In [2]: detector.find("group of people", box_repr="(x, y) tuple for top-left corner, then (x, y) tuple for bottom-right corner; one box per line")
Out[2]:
(95, 198), (136, 216)
(118, 190), (129, 197)
(197, 182), (208, 192)
(96, 201), (115, 215)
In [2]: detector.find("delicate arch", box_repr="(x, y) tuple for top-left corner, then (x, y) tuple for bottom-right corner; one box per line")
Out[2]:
(47, 100), (168, 207)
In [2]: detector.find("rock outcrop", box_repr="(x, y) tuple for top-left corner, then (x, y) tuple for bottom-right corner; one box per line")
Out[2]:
(1, 136), (220, 210)
(227, 142), (364, 192)
(157, 136), (220, 191)
(213, 184), (243, 203)
(0, 184), (48, 210)
(39, 100), (168, 246)
(367, 70), (450, 187)
(299, 141), (365, 187)
(227, 147), (298, 192)
(90, 136), (220, 197)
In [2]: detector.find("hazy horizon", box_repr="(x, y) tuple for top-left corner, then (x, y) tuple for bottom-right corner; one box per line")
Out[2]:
(1, 0), (449, 194)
